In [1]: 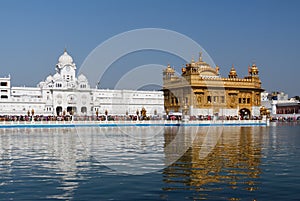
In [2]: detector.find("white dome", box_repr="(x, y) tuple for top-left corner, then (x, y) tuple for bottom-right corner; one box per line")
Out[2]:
(53, 73), (61, 80)
(58, 49), (73, 65)
(46, 75), (53, 82)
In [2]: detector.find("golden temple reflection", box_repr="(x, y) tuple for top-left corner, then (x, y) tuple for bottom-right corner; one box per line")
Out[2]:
(163, 126), (265, 199)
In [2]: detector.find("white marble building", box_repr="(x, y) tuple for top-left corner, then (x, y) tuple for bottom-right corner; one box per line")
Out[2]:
(261, 91), (299, 116)
(0, 50), (164, 117)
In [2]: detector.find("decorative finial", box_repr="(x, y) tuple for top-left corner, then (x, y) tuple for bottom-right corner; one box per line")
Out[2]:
(199, 52), (203, 61)
(191, 57), (195, 63)
(64, 47), (67, 53)
(215, 65), (220, 74)
(248, 65), (251, 75)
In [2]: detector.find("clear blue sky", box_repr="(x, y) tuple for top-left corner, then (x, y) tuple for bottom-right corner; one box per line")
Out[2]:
(0, 0), (299, 96)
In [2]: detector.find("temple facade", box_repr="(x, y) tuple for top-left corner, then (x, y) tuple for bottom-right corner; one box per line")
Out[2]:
(0, 49), (164, 117)
(163, 53), (263, 118)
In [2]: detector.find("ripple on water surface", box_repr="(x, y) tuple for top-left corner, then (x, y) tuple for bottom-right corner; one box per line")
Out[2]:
(0, 124), (299, 200)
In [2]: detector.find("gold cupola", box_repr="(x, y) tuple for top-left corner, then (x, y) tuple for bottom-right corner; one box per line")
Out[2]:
(163, 64), (175, 80)
(250, 63), (259, 76)
(228, 64), (238, 78)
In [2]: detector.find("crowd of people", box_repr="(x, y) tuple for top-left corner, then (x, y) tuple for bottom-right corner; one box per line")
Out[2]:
(0, 115), (162, 122)
(0, 114), (267, 122)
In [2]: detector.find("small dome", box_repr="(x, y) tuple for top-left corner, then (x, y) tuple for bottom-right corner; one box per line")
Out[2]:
(46, 75), (53, 82)
(228, 64), (237, 78)
(164, 64), (175, 73)
(53, 73), (61, 80)
(250, 63), (259, 75)
(38, 81), (45, 87)
(58, 49), (73, 65)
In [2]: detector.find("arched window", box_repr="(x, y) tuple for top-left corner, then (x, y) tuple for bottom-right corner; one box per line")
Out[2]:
(81, 106), (87, 114)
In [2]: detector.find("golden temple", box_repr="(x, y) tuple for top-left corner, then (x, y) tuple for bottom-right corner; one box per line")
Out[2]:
(162, 52), (263, 118)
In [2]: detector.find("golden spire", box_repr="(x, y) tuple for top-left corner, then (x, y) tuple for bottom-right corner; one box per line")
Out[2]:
(215, 65), (220, 74)
(199, 51), (203, 62)
(248, 65), (251, 75)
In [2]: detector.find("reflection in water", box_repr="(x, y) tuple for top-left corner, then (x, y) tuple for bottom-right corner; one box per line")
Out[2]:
(0, 128), (90, 200)
(2, 124), (295, 200)
(77, 126), (166, 175)
(163, 126), (265, 200)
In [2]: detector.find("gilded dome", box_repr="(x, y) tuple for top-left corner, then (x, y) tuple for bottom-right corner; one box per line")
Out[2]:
(250, 63), (259, 75)
(192, 52), (219, 77)
(228, 64), (237, 78)
(164, 64), (175, 73)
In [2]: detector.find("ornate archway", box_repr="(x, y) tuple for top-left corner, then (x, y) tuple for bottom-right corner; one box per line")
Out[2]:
(67, 106), (77, 115)
(239, 108), (251, 119)
(56, 106), (62, 116)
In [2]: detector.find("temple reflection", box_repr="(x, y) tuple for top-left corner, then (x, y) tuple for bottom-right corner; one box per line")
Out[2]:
(0, 128), (90, 200)
(0, 125), (267, 200)
(163, 126), (265, 199)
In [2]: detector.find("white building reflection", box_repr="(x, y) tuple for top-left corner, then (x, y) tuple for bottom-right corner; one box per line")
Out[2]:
(0, 126), (169, 199)
(0, 128), (90, 200)
(0, 125), (270, 200)
(77, 126), (166, 175)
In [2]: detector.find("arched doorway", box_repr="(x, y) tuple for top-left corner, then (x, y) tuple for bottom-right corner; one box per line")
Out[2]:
(81, 106), (87, 114)
(56, 106), (62, 116)
(67, 106), (77, 115)
(239, 108), (251, 120)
